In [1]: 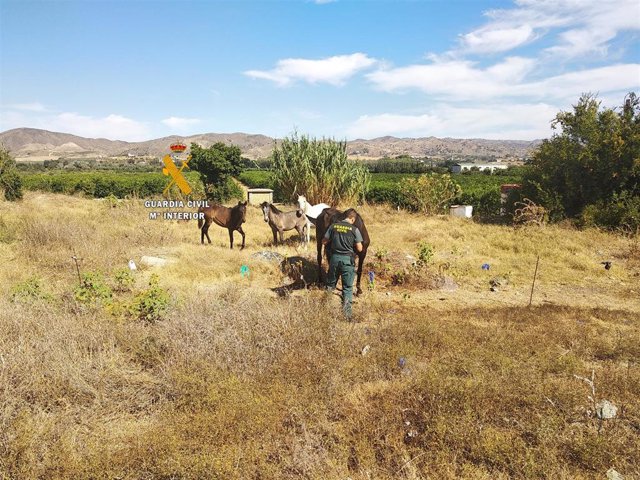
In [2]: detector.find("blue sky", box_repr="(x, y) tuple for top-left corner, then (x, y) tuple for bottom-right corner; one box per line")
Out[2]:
(1, 0), (639, 141)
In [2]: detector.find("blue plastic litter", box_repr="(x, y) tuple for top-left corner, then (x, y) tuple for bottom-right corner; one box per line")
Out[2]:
(482, 263), (491, 270)
(240, 265), (250, 277)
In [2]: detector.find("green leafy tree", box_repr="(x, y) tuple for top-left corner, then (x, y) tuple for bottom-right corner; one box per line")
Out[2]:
(522, 93), (640, 224)
(272, 132), (370, 205)
(189, 142), (244, 202)
(0, 146), (23, 201)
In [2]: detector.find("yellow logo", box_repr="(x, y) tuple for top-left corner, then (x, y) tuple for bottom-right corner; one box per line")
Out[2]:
(333, 224), (351, 233)
(162, 154), (192, 196)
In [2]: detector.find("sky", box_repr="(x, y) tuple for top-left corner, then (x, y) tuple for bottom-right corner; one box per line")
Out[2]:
(1, 0), (639, 142)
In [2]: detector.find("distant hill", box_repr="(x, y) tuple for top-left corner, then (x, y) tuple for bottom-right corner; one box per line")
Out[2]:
(0, 128), (540, 161)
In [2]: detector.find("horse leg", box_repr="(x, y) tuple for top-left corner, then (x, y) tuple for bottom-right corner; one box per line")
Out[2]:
(238, 226), (246, 250)
(278, 228), (284, 245)
(203, 221), (212, 244)
(355, 250), (366, 296)
(228, 228), (234, 249)
(317, 240), (324, 286)
(271, 226), (278, 245)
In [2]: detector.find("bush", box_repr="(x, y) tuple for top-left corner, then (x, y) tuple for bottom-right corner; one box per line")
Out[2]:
(458, 190), (502, 217)
(113, 268), (135, 293)
(10, 277), (52, 303)
(416, 241), (434, 267)
(581, 190), (640, 233)
(190, 142), (244, 202)
(74, 271), (113, 304)
(398, 173), (461, 214)
(129, 274), (171, 323)
(0, 146), (23, 201)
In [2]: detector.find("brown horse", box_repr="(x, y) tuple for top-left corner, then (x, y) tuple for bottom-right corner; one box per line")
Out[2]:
(198, 201), (247, 249)
(315, 207), (370, 295)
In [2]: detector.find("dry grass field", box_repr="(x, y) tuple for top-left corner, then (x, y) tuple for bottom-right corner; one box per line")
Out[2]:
(0, 192), (638, 479)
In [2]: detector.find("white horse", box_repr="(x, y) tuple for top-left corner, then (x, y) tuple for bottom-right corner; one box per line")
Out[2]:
(297, 195), (331, 243)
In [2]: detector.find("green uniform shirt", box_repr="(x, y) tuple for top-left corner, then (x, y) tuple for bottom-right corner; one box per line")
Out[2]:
(324, 221), (363, 256)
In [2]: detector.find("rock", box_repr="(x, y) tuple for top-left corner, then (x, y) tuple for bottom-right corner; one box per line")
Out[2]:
(251, 251), (285, 263)
(607, 468), (624, 480)
(437, 275), (458, 291)
(361, 345), (370, 356)
(596, 400), (618, 419)
(140, 256), (171, 267)
(405, 254), (417, 266)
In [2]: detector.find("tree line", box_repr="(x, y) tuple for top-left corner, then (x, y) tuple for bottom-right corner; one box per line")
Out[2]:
(2, 92), (637, 231)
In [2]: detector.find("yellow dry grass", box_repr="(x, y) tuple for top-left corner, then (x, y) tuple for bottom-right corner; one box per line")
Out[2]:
(0, 192), (638, 479)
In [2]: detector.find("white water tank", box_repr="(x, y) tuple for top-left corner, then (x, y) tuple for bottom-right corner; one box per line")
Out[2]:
(449, 205), (473, 218)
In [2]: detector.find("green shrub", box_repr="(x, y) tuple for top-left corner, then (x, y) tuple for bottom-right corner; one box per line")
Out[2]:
(238, 170), (273, 189)
(190, 142), (244, 202)
(398, 173), (461, 214)
(0, 146), (23, 201)
(417, 241), (434, 267)
(74, 271), (112, 304)
(581, 191), (640, 233)
(130, 274), (171, 323)
(113, 268), (135, 292)
(10, 277), (52, 303)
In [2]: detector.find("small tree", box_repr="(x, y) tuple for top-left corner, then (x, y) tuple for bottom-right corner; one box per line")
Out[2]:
(272, 132), (370, 205)
(522, 93), (640, 224)
(398, 173), (461, 215)
(0, 146), (23, 201)
(189, 142), (244, 202)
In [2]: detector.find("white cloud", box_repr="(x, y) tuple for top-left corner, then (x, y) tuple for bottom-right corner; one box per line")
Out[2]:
(460, 24), (536, 53)
(456, 0), (640, 58)
(366, 56), (537, 98)
(514, 64), (640, 99)
(8, 102), (47, 112)
(367, 58), (639, 101)
(245, 53), (377, 86)
(162, 116), (201, 129)
(0, 110), (151, 141)
(346, 103), (561, 140)
(314, 0), (337, 3)
(47, 113), (151, 141)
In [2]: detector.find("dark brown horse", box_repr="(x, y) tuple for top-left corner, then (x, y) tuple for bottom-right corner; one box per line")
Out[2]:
(315, 207), (370, 295)
(198, 201), (247, 249)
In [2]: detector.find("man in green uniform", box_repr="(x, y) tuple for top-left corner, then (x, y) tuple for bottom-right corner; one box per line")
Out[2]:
(322, 209), (364, 318)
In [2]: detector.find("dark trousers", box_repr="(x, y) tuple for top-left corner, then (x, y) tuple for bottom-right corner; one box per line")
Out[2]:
(326, 254), (355, 317)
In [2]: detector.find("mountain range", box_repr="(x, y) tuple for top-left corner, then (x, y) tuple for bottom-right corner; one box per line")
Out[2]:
(0, 128), (540, 161)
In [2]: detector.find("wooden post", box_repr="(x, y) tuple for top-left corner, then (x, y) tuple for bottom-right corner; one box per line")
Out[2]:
(72, 255), (82, 285)
(529, 255), (540, 307)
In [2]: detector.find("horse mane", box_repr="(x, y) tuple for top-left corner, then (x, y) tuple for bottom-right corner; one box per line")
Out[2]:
(268, 203), (283, 214)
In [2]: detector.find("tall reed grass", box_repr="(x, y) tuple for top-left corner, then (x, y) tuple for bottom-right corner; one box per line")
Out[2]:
(272, 132), (370, 205)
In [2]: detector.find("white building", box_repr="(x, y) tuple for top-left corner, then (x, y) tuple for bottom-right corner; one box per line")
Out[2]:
(450, 163), (509, 173)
